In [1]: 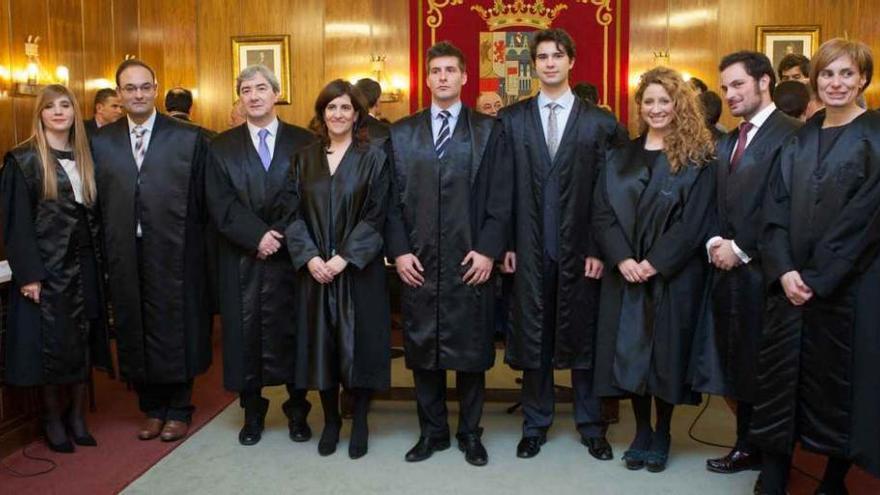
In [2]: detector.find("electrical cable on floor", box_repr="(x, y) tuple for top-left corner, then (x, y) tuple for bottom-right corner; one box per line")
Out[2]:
(688, 395), (822, 484)
(0, 443), (57, 477)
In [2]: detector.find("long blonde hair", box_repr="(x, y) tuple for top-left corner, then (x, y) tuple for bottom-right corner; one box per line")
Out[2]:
(635, 67), (715, 173)
(29, 84), (96, 204)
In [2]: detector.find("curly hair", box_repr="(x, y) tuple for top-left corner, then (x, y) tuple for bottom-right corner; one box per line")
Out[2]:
(634, 67), (715, 173)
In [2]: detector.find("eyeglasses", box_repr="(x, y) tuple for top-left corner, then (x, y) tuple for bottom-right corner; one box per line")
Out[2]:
(120, 83), (156, 95)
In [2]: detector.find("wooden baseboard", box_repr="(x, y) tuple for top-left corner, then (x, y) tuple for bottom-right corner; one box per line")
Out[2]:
(0, 417), (40, 459)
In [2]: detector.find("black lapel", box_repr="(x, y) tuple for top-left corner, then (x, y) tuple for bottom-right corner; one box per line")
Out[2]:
(605, 139), (647, 247)
(265, 121), (294, 201)
(139, 112), (168, 173)
(112, 118), (140, 175)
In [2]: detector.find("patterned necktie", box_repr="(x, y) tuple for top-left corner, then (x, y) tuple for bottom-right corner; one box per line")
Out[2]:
(133, 125), (147, 168)
(435, 110), (451, 158)
(546, 102), (561, 160)
(729, 121), (754, 172)
(257, 128), (271, 170)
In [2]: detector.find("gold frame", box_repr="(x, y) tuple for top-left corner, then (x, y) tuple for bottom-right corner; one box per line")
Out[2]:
(231, 35), (291, 104)
(756, 25), (821, 70)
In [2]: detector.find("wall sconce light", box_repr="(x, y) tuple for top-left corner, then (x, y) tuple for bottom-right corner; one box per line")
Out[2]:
(13, 35), (71, 96)
(370, 55), (403, 103)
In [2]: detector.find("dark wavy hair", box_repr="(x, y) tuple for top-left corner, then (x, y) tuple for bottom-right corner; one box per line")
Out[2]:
(309, 79), (370, 150)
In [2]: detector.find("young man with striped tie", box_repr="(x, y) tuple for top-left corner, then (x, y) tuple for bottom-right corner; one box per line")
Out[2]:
(385, 41), (511, 467)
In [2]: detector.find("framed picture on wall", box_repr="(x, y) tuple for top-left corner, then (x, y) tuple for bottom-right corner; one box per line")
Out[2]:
(756, 25), (821, 71)
(231, 35), (291, 104)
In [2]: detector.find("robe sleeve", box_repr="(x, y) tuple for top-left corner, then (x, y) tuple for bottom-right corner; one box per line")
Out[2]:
(285, 157), (321, 270)
(800, 138), (880, 297)
(383, 137), (412, 259)
(591, 162), (634, 266)
(337, 154), (391, 270)
(644, 161), (717, 278)
(0, 154), (47, 285)
(205, 146), (270, 252)
(474, 122), (513, 260)
(760, 143), (797, 286)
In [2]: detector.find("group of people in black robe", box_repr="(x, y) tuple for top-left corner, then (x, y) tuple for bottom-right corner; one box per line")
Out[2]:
(1, 25), (878, 495)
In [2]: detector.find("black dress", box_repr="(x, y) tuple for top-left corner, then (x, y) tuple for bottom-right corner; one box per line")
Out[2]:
(286, 141), (391, 391)
(592, 139), (716, 405)
(752, 110), (880, 477)
(1, 145), (112, 386)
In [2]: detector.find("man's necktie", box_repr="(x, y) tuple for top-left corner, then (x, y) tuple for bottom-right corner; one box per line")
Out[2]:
(258, 128), (271, 170)
(546, 102), (561, 160)
(435, 110), (451, 158)
(729, 121), (754, 172)
(133, 125), (147, 168)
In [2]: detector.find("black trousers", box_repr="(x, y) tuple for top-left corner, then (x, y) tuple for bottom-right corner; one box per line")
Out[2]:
(412, 369), (485, 439)
(521, 259), (605, 439)
(239, 384), (310, 421)
(135, 380), (194, 422)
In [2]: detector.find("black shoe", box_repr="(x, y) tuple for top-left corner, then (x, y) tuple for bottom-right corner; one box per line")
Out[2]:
(318, 421), (341, 456)
(405, 436), (451, 462)
(645, 432), (671, 473)
(64, 409), (97, 446)
(349, 417), (369, 459)
(238, 421), (264, 446)
(516, 435), (546, 459)
(457, 431), (488, 466)
(582, 436), (613, 461)
(284, 397), (312, 442)
(622, 449), (647, 470)
(706, 448), (762, 473)
(44, 420), (74, 453)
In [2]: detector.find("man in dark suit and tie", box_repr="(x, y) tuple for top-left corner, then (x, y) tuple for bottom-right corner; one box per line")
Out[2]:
(91, 59), (213, 442)
(699, 51), (801, 479)
(386, 41), (511, 466)
(497, 28), (625, 461)
(84, 88), (124, 136)
(206, 65), (315, 446)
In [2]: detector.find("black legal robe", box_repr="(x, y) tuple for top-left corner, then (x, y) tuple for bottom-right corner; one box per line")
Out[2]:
(362, 115), (390, 144)
(690, 109), (801, 402)
(91, 113), (212, 383)
(499, 96), (626, 371)
(385, 107), (509, 372)
(206, 121), (315, 392)
(751, 110), (880, 477)
(592, 138), (716, 405)
(286, 141), (391, 390)
(1, 144), (112, 385)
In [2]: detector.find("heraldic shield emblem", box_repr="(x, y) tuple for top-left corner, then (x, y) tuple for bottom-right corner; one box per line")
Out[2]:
(478, 31), (539, 105)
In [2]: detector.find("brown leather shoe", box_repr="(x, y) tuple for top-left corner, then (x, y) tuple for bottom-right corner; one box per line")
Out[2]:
(159, 420), (189, 442)
(138, 418), (165, 440)
(707, 448), (762, 473)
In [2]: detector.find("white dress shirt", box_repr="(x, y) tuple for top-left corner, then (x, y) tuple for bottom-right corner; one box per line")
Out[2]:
(537, 88), (576, 144)
(708, 103), (778, 264)
(247, 116), (280, 161)
(430, 101), (462, 144)
(58, 157), (83, 204)
(128, 110), (157, 166)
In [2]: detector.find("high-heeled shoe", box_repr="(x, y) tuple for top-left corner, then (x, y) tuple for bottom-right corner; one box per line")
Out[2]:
(44, 421), (75, 453)
(65, 408), (97, 446)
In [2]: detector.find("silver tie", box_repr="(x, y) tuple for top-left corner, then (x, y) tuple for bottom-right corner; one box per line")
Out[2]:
(133, 125), (147, 169)
(546, 102), (560, 160)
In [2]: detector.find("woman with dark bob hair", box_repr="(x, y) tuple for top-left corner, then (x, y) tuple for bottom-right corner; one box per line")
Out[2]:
(285, 79), (391, 459)
(752, 38), (880, 495)
(1, 84), (113, 452)
(592, 66), (716, 473)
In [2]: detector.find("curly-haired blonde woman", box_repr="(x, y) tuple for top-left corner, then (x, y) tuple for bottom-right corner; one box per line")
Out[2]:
(592, 66), (716, 472)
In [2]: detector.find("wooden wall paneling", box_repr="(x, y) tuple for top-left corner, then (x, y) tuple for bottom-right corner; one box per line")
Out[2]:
(160, 0), (198, 115)
(238, 0), (325, 127)
(112, 0), (139, 64)
(9, 0), (49, 142)
(138, 0), (167, 110)
(81, 0), (117, 118)
(369, 0), (410, 121)
(324, 0), (372, 83)
(196, 0), (240, 133)
(46, 0), (86, 111)
(0, 0), (17, 150)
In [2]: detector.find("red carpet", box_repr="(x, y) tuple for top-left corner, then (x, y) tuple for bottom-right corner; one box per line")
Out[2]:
(0, 324), (235, 494)
(788, 448), (880, 495)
